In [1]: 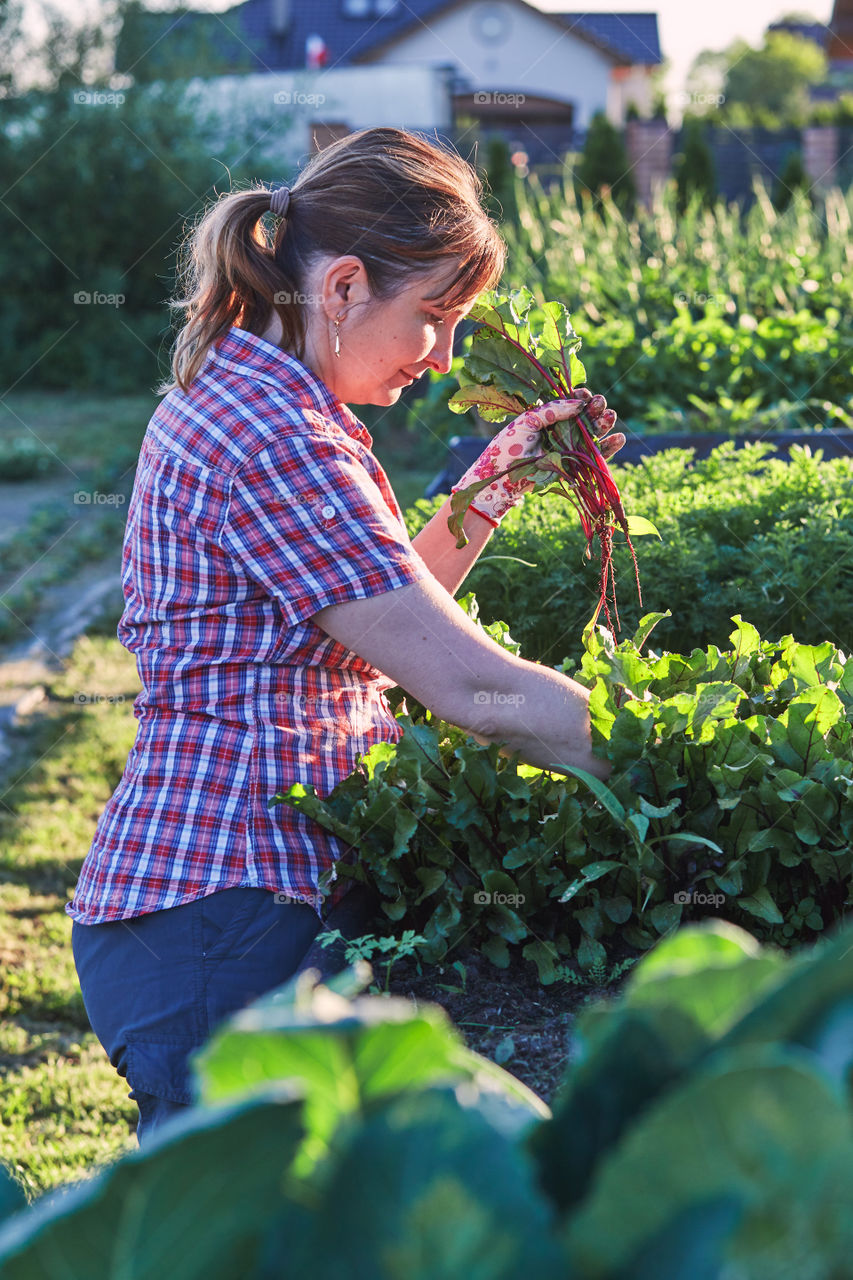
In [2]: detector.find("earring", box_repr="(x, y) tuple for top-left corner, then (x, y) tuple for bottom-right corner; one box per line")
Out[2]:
(334, 313), (343, 358)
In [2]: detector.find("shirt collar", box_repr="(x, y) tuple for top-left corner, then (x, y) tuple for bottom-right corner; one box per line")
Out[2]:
(213, 326), (373, 448)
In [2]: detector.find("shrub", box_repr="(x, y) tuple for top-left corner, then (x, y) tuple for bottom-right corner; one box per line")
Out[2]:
(0, 82), (271, 393)
(773, 149), (810, 212)
(674, 117), (717, 213)
(573, 112), (636, 213)
(269, 605), (853, 982)
(406, 443), (853, 666)
(0, 436), (56, 481)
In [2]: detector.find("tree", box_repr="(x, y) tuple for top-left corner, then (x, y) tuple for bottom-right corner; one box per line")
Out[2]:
(725, 30), (827, 118)
(480, 135), (518, 224)
(573, 112), (636, 212)
(772, 148), (810, 211)
(0, 0), (118, 95)
(674, 117), (717, 213)
(686, 29), (828, 125)
(114, 0), (258, 83)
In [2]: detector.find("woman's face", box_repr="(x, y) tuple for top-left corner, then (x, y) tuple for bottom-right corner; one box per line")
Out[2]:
(301, 258), (477, 407)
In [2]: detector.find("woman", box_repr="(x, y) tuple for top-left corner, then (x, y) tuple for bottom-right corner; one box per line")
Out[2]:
(67, 127), (623, 1146)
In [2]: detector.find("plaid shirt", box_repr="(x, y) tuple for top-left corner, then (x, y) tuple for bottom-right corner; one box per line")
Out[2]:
(66, 327), (431, 925)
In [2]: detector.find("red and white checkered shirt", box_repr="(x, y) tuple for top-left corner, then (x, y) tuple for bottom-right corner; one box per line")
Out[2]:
(66, 327), (431, 925)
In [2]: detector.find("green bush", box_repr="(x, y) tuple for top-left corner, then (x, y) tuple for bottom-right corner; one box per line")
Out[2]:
(674, 117), (717, 213)
(773, 149), (810, 212)
(502, 173), (853, 432)
(0, 83), (266, 393)
(573, 112), (636, 212)
(406, 442), (853, 665)
(2, 921), (853, 1277)
(0, 437), (56, 481)
(269, 606), (852, 979)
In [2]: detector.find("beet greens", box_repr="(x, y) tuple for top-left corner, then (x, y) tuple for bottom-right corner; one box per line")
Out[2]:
(447, 288), (657, 633)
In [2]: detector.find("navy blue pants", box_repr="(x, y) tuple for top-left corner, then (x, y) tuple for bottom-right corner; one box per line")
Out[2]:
(71, 882), (379, 1147)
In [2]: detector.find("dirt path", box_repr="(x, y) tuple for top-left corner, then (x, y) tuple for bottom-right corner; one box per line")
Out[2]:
(0, 473), (127, 769)
(0, 476), (76, 544)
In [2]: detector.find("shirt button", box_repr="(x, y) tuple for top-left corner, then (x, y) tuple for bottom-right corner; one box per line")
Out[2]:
(321, 504), (336, 519)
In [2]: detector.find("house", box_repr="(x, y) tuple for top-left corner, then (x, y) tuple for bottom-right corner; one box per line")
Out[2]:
(116, 1), (661, 165)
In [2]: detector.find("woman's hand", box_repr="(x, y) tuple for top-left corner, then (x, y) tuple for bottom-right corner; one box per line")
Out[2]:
(451, 389), (626, 527)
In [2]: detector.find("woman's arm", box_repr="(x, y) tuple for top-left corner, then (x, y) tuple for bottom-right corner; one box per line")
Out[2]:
(410, 496), (494, 596)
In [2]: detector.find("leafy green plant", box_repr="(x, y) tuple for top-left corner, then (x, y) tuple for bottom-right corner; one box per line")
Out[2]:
(2, 921), (853, 1277)
(502, 174), (853, 433)
(555, 954), (638, 991)
(270, 606), (853, 980)
(447, 288), (659, 630)
(435, 959), (469, 996)
(312, 927), (428, 993)
(407, 441), (853, 667)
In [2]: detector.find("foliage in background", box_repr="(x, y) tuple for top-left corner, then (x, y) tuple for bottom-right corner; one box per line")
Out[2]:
(722, 30), (828, 123)
(772, 147), (811, 213)
(270, 603), (853, 982)
(480, 134), (519, 225)
(685, 28), (829, 125)
(501, 175), (853, 434)
(407, 442), (853, 666)
(2, 921), (853, 1278)
(572, 111), (636, 213)
(0, 78), (280, 393)
(113, 0), (257, 81)
(674, 117), (717, 214)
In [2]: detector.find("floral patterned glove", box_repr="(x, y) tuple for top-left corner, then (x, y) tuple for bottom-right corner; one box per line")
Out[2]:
(451, 389), (626, 529)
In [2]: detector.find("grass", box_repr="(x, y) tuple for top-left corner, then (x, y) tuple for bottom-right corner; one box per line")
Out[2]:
(0, 392), (158, 478)
(0, 634), (145, 1201)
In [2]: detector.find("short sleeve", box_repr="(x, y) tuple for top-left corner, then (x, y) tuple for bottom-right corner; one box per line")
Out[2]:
(217, 427), (431, 627)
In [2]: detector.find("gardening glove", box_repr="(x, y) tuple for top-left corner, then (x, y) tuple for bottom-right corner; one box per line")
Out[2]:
(451, 389), (626, 529)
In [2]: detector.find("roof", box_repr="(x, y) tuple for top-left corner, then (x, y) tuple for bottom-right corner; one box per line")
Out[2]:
(556, 13), (662, 65)
(116, 1), (660, 78)
(767, 20), (832, 48)
(230, 0), (452, 71)
(353, 0), (633, 66)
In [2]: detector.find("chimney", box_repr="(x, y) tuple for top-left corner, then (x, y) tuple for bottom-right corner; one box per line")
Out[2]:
(270, 0), (291, 36)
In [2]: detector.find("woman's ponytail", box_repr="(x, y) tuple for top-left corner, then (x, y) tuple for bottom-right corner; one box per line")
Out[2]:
(158, 186), (301, 393)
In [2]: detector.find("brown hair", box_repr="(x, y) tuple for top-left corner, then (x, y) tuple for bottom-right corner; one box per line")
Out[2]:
(158, 127), (507, 394)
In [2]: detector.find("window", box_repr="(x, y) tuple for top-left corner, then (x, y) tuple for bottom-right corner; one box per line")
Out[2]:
(342, 0), (398, 15)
